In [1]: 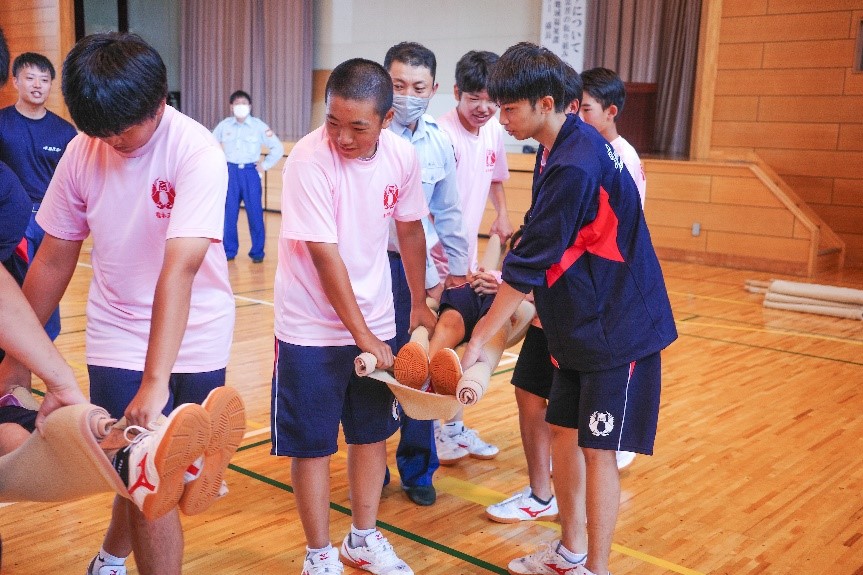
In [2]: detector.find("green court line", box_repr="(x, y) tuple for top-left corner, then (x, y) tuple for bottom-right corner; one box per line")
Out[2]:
(227, 463), (507, 575)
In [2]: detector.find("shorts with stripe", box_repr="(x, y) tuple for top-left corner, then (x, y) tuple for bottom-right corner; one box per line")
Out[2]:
(511, 325), (554, 400)
(270, 338), (401, 458)
(88, 366), (226, 419)
(546, 352), (662, 455)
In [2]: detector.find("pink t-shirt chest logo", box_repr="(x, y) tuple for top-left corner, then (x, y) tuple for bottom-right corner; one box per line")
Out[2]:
(383, 184), (399, 211)
(151, 178), (176, 216)
(485, 149), (496, 169)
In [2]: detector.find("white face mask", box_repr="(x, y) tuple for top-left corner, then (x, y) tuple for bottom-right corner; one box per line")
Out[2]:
(232, 103), (251, 120)
(391, 95), (430, 126)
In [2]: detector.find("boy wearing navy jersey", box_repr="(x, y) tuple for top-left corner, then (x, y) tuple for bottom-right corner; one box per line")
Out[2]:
(462, 43), (677, 575)
(0, 52), (78, 340)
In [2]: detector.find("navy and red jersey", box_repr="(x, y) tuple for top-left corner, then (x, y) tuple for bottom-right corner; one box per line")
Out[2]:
(501, 114), (677, 373)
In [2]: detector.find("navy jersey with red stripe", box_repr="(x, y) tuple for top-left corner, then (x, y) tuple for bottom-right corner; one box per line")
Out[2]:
(501, 114), (676, 372)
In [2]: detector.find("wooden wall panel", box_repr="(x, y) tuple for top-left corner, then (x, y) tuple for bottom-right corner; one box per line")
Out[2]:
(712, 2), (863, 267)
(711, 121), (839, 149)
(761, 39), (855, 68)
(720, 12), (851, 43)
(713, 96), (759, 122)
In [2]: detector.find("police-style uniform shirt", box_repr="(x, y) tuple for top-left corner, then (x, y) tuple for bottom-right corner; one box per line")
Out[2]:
(212, 115), (284, 170)
(387, 114), (469, 289)
(502, 114), (677, 373)
(0, 106), (78, 203)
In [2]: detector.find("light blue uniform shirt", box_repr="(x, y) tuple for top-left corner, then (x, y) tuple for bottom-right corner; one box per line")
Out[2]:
(212, 115), (284, 170)
(388, 114), (469, 289)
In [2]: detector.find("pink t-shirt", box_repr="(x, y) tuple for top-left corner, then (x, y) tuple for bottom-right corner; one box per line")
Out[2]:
(437, 109), (510, 272)
(610, 135), (646, 208)
(275, 126), (428, 346)
(37, 105), (235, 372)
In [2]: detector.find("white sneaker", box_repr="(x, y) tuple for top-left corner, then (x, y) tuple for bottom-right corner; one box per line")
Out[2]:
(112, 403), (210, 521)
(450, 426), (499, 459)
(302, 547), (344, 575)
(616, 451), (636, 469)
(340, 531), (414, 575)
(434, 425), (468, 465)
(486, 488), (558, 523)
(86, 554), (127, 575)
(507, 540), (586, 575)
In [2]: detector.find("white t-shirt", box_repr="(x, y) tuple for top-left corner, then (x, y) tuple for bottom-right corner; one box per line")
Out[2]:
(275, 126), (428, 346)
(437, 109), (510, 272)
(610, 135), (646, 207)
(37, 105), (235, 372)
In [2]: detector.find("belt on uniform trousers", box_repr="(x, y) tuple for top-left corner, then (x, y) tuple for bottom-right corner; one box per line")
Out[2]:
(387, 251), (401, 259)
(228, 162), (254, 169)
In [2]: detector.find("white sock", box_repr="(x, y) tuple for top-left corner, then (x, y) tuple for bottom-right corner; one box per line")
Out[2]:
(556, 541), (587, 565)
(349, 525), (376, 548)
(306, 543), (333, 558)
(443, 421), (464, 435)
(95, 547), (127, 567)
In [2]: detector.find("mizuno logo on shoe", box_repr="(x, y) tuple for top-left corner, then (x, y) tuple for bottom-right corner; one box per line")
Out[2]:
(520, 505), (552, 517)
(128, 453), (157, 494)
(545, 563), (574, 575)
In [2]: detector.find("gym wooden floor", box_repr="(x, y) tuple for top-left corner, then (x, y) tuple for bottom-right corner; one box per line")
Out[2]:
(2, 210), (863, 574)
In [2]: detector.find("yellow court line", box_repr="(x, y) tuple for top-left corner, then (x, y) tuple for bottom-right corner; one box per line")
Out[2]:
(677, 319), (863, 346)
(435, 476), (706, 575)
(667, 290), (757, 306)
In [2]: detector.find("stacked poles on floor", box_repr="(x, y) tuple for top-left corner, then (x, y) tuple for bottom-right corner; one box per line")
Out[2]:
(745, 279), (863, 320)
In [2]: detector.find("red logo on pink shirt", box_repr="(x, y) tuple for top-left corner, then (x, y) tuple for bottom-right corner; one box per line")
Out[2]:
(151, 178), (176, 211)
(486, 150), (496, 167)
(383, 184), (399, 210)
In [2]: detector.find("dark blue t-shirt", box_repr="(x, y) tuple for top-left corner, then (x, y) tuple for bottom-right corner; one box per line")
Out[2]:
(0, 162), (30, 364)
(0, 106), (78, 203)
(502, 114), (677, 372)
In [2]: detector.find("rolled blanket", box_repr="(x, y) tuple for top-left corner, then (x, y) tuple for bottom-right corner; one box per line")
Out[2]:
(763, 300), (863, 320)
(456, 362), (492, 406)
(769, 280), (863, 306)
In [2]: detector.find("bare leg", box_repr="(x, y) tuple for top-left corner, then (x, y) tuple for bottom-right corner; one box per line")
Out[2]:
(551, 424), (587, 555)
(430, 310), (466, 426)
(292, 456), (332, 548)
(101, 496), (134, 559)
(0, 423), (31, 456)
(127, 503), (184, 575)
(582, 447), (619, 575)
(515, 388), (552, 501)
(347, 441), (387, 529)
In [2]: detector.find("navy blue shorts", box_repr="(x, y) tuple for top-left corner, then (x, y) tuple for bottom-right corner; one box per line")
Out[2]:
(0, 405), (37, 432)
(546, 352), (662, 455)
(439, 284), (495, 343)
(87, 366), (227, 418)
(511, 325), (554, 400)
(271, 338), (401, 458)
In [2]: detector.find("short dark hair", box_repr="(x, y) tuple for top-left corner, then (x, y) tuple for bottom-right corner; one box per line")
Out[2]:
(62, 33), (168, 137)
(455, 50), (499, 93)
(325, 58), (393, 119)
(0, 27), (9, 86)
(581, 67), (626, 119)
(230, 90), (251, 105)
(488, 42), (568, 113)
(13, 52), (56, 79)
(384, 42), (437, 81)
(563, 64), (583, 109)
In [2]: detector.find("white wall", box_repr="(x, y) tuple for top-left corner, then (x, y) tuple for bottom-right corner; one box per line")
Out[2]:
(313, 0), (543, 151)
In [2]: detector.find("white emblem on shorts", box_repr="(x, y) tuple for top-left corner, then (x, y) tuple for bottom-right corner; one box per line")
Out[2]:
(589, 411), (615, 437)
(392, 398), (400, 420)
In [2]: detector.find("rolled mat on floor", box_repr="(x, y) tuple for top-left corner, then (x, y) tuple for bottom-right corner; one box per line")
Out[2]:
(354, 352), (461, 421)
(0, 404), (128, 503)
(746, 278), (863, 320)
